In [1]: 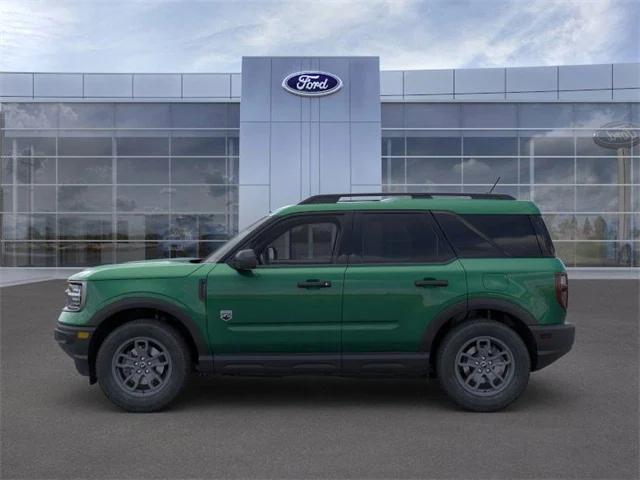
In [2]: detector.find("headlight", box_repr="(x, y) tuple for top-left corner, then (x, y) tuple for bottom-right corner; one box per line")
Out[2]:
(64, 281), (85, 311)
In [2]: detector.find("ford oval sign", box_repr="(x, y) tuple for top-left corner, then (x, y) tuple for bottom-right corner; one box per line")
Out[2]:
(593, 122), (640, 149)
(282, 71), (342, 97)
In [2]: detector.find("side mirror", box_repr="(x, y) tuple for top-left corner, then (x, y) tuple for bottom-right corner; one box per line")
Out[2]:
(229, 249), (258, 271)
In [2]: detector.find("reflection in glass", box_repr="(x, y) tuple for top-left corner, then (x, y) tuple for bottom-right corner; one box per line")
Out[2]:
(116, 136), (169, 156)
(117, 157), (169, 184)
(534, 158), (574, 184)
(59, 215), (112, 240)
(58, 186), (112, 212)
(406, 136), (460, 156)
(171, 158), (226, 184)
(463, 137), (517, 156)
(58, 137), (112, 156)
(116, 186), (171, 212)
(575, 242), (632, 267)
(171, 136), (226, 156)
(117, 215), (169, 240)
(59, 243), (115, 267)
(576, 158), (620, 184)
(17, 157), (56, 184)
(59, 103), (114, 128)
(542, 214), (576, 240)
(406, 158), (462, 184)
(462, 157), (517, 184)
(576, 186), (619, 212)
(59, 157), (112, 184)
(382, 158), (405, 184)
(2, 136), (56, 156)
(172, 186), (235, 213)
(532, 186), (574, 212)
(1, 242), (57, 267)
(16, 186), (56, 212)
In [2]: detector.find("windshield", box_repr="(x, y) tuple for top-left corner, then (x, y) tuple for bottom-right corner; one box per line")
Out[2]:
(204, 216), (270, 263)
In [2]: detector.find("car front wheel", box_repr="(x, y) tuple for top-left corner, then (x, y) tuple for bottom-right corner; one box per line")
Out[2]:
(436, 320), (530, 412)
(96, 320), (190, 412)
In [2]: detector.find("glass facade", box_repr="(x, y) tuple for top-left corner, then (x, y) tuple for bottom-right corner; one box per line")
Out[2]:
(382, 103), (640, 268)
(0, 103), (239, 266)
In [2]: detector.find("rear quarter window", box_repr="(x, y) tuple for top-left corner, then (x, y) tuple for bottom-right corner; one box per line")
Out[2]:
(434, 213), (547, 258)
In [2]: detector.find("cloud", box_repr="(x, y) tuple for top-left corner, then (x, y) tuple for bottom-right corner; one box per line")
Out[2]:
(0, 0), (637, 73)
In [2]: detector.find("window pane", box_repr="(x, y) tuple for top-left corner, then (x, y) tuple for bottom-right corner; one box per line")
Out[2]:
(462, 104), (517, 128)
(59, 158), (112, 184)
(406, 136), (461, 156)
(381, 134), (404, 156)
(16, 157), (56, 184)
(382, 158), (404, 184)
(574, 104), (631, 128)
(266, 222), (337, 264)
(575, 242), (632, 267)
(1, 214), (56, 240)
(2, 104), (58, 128)
(117, 157), (169, 184)
(574, 214), (628, 240)
(58, 186), (112, 212)
(463, 157), (518, 184)
(576, 158), (621, 184)
(406, 158), (462, 184)
(171, 135), (226, 156)
(59, 103), (114, 128)
(463, 137), (517, 156)
(116, 186), (170, 213)
(114, 104), (170, 128)
(2, 135), (56, 156)
(1, 158), (13, 184)
(171, 158), (227, 184)
(543, 214), (576, 240)
(405, 104), (460, 128)
(171, 104), (228, 128)
(1, 242), (57, 267)
(116, 242), (167, 262)
(358, 213), (453, 263)
(172, 186), (234, 213)
(58, 242), (115, 267)
(518, 104), (573, 129)
(381, 104), (404, 128)
(534, 158), (574, 184)
(59, 215), (112, 240)
(519, 136), (574, 156)
(116, 136), (169, 156)
(170, 214), (231, 241)
(576, 186), (620, 212)
(58, 137), (112, 156)
(15, 186), (56, 212)
(116, 215), (169, 240)
(533, 186), (574, 212)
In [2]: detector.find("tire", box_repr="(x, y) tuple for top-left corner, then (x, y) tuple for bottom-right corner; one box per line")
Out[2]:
(96, 320), (190, 412)
(436, 320), (530, 412)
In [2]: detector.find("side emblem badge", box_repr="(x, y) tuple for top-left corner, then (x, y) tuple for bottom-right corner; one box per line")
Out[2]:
(220, 310), (233, 322)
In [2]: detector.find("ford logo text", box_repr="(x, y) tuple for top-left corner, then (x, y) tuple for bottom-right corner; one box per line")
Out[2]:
(282, 71), (343, 97)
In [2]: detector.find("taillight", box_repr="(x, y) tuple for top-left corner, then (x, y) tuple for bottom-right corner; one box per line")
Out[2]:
(555, 272), (568, 309)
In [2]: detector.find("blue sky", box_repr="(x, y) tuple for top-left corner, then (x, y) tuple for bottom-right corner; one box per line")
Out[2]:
(1, 0), (638, 72)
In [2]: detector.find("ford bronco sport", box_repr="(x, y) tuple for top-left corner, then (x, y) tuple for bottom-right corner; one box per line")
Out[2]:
(55, 193), (574, 412)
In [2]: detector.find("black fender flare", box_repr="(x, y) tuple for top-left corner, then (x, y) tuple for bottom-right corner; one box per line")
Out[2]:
(88, 297), (212, 371)
(422, 297), (538, 353)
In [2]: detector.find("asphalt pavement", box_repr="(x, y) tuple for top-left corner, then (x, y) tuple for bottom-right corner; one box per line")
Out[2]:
(1, 279), (638, 479)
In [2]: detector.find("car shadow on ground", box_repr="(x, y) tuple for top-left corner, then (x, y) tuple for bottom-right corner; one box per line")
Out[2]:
(56, 373), (576, 414)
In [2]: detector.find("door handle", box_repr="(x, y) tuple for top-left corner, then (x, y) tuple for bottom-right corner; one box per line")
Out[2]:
(415, 278), (449, 287)
(297, 279), (332, 289)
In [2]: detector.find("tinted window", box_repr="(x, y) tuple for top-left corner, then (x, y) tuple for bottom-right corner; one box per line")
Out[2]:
(259, 220), (339, 265)
(435, 213), (543, 258)
(356, 213), (453, 264)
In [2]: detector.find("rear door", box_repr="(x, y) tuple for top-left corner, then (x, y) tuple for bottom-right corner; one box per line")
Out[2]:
(341, 211), (467, 371)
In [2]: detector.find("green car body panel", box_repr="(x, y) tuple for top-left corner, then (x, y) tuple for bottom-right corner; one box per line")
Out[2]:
(56, 195), (573, 385)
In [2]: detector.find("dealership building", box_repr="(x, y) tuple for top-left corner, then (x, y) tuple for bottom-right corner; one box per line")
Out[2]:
(0, 57), (639, 278)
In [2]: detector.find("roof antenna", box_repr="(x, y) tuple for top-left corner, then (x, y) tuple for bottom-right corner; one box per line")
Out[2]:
(488, 176), (501, 194)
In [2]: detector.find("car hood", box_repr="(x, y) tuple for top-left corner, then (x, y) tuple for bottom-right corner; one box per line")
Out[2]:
(69, 258), (205, 281)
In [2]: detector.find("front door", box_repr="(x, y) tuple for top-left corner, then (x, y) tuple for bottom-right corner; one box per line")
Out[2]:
(341, 211), (467, 372)
(207, 213), (349, 370)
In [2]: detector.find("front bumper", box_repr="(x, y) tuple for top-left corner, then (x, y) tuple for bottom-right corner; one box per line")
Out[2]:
(530, 323), (575, 371)
(54, 323), (95, 377)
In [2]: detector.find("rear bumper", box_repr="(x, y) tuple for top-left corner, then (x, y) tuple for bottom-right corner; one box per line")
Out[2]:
(530, 323), (575, 371)
(54, 323), (95, 377)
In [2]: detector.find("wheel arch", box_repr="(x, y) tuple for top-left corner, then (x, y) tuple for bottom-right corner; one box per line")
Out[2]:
(424, 298), (539, 374)
(87, 298), (211, 383)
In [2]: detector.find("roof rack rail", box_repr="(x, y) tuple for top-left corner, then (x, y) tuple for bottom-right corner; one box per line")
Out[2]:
(298, 192), (515, 205)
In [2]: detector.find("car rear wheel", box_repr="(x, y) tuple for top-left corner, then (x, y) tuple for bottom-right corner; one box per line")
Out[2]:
(436, 320), (530, 412)
(96, 320), (190, 412)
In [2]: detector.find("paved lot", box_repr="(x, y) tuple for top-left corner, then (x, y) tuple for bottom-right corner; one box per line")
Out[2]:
(1, 279), (638, 479)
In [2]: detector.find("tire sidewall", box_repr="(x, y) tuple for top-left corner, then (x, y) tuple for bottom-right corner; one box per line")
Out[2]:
(96, 320), (189, 412)
(437, 320), (531, 412)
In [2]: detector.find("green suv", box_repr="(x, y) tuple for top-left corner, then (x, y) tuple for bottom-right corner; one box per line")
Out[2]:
(55, 193), (574, 412)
